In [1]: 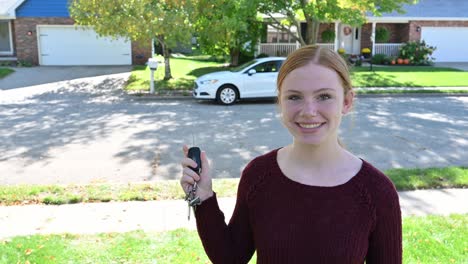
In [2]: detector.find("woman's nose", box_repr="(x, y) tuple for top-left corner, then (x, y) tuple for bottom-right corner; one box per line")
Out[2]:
(300, 100), (318, 117)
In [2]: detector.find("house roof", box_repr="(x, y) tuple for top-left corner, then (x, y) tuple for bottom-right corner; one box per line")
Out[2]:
(0, 0), (25, 18)
(369, 0), (468, 19)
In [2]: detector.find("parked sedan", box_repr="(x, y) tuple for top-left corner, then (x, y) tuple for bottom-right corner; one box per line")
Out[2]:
(192, 57), (285, 105)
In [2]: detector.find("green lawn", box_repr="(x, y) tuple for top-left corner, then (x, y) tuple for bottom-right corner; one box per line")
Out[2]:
(125, 55), (227, 91)
(125, 56), (468, 92)
(0, 68), (14, 79)
(0, 166), (466, 206)
(352, 66), (468, 88)
(1, 214), (466, 263)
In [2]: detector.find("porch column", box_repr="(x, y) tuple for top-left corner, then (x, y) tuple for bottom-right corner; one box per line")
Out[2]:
(334, 21), (339, 51)
(371, 22), (376, 55)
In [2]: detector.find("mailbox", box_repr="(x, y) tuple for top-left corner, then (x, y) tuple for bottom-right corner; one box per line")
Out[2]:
(148, 58), (158, 70)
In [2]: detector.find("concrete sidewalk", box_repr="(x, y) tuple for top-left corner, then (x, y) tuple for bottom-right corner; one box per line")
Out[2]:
(1, 188), (467, 239)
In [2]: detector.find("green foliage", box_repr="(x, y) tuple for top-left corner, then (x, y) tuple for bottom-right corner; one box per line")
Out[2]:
(16, 60), (33, 67)
(375, 27), (390, 43)
(256, 0), (416, 45)
(321, 29), (335, 43)
(256, 53), (269, 58)
(69, 0), (197, 79)
(371, 53), (390, 64)
(194, 0), (262, 65)
(399, 41), (437, 65)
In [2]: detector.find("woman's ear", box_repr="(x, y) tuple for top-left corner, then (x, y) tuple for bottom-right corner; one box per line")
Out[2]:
(342, 90), (354, 115)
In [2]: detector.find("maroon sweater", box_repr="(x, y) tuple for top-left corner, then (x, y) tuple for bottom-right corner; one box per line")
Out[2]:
(195, 148), (402, 264)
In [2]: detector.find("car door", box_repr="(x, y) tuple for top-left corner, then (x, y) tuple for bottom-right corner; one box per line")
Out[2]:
(241, 61), (280, 98)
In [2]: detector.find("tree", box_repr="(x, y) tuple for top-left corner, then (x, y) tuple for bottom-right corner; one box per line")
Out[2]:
(70, 0), (196, 80)
(194, 0), (262, 66)
(256, 0), (418, 45)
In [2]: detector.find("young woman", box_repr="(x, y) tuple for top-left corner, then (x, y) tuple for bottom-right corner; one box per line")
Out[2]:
(180, 45), (402, 263)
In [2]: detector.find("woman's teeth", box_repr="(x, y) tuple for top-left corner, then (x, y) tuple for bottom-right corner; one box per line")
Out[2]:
(299, 123), (321, 128)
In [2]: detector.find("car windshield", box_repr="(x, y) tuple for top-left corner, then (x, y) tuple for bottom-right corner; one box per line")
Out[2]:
(230, 60), (258, 72)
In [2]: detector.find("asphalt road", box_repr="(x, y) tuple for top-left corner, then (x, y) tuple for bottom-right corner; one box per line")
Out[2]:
(0, 73), (467, 185)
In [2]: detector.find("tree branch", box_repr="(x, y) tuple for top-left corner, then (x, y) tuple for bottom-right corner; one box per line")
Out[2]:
(266, 13), (303, 45)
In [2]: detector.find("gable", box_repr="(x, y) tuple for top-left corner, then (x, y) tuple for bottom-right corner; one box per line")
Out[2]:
(16, 0), (70, 17)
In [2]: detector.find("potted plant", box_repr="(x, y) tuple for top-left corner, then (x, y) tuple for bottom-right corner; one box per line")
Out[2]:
(361, 48), (371, 59)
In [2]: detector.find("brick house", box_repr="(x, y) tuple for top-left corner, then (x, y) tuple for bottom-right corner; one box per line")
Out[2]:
(259, 0), (468, 62)
(0, 0), (152, 65)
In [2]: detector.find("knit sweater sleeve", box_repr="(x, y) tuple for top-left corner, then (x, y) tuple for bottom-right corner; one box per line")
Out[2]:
(366, 171), (402, 264)
(194, 159), (260, 264)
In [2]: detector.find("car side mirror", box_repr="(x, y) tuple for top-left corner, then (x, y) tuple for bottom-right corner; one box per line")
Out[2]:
(248, 69), (256, 76)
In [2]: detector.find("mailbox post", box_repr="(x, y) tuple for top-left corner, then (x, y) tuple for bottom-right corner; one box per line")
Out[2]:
(148, 58), (158, 94)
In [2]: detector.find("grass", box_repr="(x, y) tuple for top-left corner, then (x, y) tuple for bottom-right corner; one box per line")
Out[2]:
(125, 56), (468, 93)
(351, 66), (468, 88)
(0, 179), (239, 206)
(125, 55), (228, 91)
(0, 167), (466, 206)
(1, 214), (466, 263)
(0, 68), (14, 79)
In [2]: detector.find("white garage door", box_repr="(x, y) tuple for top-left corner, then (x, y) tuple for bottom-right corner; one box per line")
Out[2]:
(38, 26), (132, 65)
(421, 27), (468, 62)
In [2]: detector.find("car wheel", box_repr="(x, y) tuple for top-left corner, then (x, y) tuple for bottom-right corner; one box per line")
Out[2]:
(217, 85), (239, 105)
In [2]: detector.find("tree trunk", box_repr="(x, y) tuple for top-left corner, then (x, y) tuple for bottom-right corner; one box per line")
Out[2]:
(230, 47), (240, 66)
(305, 18), (320, 45)
(157, 35), (172, 80)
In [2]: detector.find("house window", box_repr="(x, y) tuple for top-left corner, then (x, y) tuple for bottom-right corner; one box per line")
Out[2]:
(0, 21), (13, 55)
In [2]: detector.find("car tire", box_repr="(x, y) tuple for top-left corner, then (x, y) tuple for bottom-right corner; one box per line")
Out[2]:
(216, 85), (239, 105)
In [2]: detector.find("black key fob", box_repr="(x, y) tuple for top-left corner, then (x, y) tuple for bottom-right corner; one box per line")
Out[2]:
(187, 147), (202, 175)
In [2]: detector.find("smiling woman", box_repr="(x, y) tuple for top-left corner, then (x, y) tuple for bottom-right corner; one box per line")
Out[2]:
(180, 45), (403, 263)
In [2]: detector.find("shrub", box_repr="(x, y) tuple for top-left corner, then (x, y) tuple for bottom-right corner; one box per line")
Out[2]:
(256, 53), (269, 58)
(371, 53), (389, 64)
(321, 29), (336, 43)
(375, 27), (390, 43)
(17, 60), (33, 67)
(398, 41), (437, 65)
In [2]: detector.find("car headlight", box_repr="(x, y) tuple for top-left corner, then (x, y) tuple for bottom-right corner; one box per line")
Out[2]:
(200, 79), (218, 85)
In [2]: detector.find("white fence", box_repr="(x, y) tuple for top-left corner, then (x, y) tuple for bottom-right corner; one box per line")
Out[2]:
(258, 43), (335, 57)
(374, 43), (404, 57)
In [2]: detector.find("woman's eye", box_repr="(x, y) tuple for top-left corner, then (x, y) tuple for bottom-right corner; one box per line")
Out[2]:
(318, 93), (332, 101)
(287, 95), (301, 100)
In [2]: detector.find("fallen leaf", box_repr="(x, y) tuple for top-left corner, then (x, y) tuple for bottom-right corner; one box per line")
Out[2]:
(25, 248), (33, 255)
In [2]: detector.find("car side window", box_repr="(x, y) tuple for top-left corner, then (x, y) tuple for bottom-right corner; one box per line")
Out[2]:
(253, 61), (279, 73)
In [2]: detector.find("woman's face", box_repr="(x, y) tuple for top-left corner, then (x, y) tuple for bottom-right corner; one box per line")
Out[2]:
(279, 63), (353, 146)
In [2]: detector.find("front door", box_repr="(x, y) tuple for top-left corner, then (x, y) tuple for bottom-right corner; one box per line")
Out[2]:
(339, 24), (361, 55)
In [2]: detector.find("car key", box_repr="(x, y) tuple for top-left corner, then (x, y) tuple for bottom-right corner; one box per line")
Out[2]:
(187, 147), (202, 175)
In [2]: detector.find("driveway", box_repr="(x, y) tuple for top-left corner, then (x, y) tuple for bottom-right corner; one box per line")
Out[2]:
(1, 70), (467, 185)
(434, 62), (468, 71)
(0, 66), (132, 90)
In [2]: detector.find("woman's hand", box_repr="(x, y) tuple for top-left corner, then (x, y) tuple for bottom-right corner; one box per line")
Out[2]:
(180, 145), (213, 202)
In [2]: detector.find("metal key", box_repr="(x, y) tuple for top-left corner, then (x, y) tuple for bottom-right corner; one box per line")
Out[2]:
(186, 182), (199, 220)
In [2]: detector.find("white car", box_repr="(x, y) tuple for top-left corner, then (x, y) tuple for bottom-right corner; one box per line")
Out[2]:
(193, 57), (285, 105)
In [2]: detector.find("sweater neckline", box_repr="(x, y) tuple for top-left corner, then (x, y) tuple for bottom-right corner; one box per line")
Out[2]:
(270, 147), (366, 191)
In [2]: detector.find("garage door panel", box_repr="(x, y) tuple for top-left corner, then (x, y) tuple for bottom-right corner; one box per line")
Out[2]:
(421, 27), (468, 62)
(38, 26), (132, 66)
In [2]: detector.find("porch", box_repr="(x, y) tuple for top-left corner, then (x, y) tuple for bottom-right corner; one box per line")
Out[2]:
(257, 21), (408, 58)
(258, 43), (404, 57)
